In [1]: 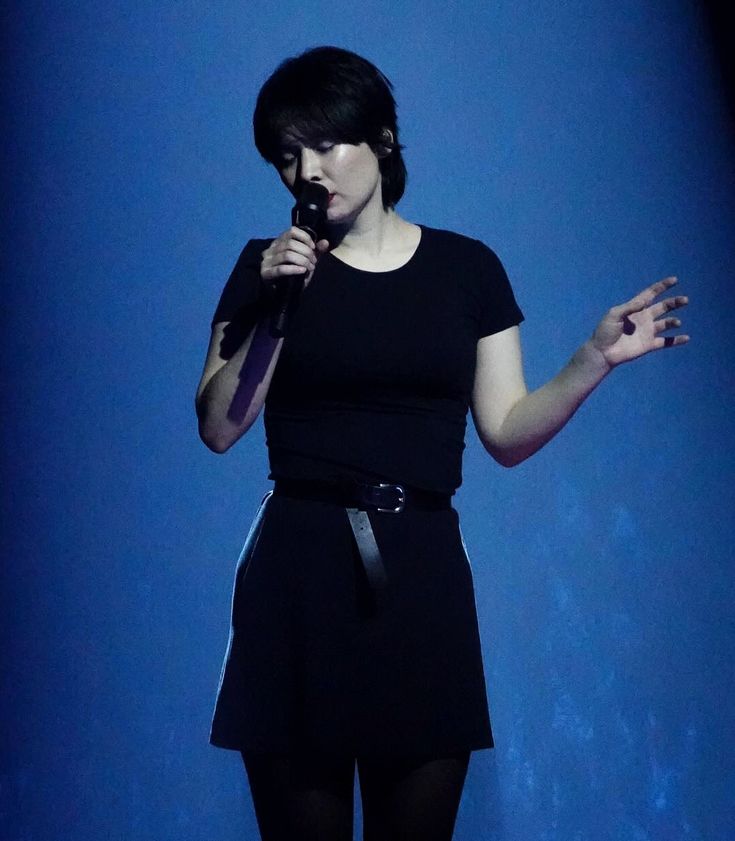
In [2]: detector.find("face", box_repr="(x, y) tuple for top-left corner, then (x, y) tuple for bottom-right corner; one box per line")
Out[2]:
(275, 137), (384, 225)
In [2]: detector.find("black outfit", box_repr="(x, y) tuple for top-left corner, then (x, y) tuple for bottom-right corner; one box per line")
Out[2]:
(209, 225), (524, 757)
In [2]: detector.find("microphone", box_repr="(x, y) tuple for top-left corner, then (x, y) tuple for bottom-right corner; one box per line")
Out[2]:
(269, 182), (330, 338)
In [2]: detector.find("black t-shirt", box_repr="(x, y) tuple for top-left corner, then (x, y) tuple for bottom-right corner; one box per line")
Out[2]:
(212, 225), (524, 494)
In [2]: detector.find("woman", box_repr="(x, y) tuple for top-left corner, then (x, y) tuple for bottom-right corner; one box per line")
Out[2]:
(195, 46), (689, 841)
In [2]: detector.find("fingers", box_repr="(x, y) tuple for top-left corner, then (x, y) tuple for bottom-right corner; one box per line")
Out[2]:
(263, 263), (313, 278)
(612, 276), (680, 318)
(654, 334), (690, 350)
(649, 294), (689, 320)
(261, 226), (324, 281)
(281, 225), (317, 249)
(652, 307), (690, 349)
(653, 316), (683, 334)
(274, 226), (317, 259)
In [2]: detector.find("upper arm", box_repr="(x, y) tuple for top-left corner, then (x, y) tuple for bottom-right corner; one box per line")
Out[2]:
(196, 239), (268, 405)
(470, 325), (528, 454)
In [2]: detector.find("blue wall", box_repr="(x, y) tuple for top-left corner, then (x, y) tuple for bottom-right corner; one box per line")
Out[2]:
(2, 1), (733, 839)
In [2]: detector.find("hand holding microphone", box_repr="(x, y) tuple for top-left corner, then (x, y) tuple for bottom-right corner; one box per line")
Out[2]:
(262, 182), (330, 338)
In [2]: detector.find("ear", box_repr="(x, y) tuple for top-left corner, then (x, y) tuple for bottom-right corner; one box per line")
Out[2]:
(375, 128), (395, 158)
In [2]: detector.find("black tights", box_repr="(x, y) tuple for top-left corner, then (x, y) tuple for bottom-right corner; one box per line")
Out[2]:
(241, 749), (470, 841)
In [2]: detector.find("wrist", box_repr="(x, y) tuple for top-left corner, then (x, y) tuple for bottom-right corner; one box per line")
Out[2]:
(572, 340), (613, 381)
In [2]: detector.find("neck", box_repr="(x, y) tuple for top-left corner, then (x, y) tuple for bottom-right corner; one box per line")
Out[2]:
(329, 208), (402, 255)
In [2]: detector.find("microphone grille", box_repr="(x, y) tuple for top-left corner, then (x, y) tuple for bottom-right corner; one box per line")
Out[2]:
(298, 182), (330, 210)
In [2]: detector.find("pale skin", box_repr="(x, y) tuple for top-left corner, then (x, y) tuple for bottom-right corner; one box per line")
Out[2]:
(195, 134), (689, 460)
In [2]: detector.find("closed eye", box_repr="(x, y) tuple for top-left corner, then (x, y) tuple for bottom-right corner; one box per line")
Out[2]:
(276, 148), (298, 167)
(275, 141), (336, 169)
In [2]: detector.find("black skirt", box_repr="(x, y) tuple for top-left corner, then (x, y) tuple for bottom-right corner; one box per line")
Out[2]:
(209, 490), (494, 757)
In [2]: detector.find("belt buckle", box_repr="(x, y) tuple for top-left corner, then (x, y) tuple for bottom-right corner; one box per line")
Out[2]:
(374, 482), (406, 514)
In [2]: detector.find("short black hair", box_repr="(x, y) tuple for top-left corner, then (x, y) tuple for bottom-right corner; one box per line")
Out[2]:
(253, 46), (407, 209)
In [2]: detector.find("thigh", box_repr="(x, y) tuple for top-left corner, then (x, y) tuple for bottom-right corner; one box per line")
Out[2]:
(241, 751), (355, 841)
(357, 751), (470, 841)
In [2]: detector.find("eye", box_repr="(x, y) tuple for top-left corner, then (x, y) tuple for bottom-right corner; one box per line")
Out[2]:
(276, 146), (298, 168)
(316, 141), (335, 154)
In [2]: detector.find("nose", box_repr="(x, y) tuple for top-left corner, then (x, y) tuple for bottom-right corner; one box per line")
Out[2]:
(298, 147), (323, 182)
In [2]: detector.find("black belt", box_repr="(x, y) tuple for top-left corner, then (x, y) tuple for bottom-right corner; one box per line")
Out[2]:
(272, 479), (451, 612)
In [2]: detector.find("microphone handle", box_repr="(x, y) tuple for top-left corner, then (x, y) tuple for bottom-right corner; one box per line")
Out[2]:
(268, 222), (319, 339)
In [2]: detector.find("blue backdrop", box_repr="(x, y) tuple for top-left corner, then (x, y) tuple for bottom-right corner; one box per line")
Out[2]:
(2, 1), (733, 839)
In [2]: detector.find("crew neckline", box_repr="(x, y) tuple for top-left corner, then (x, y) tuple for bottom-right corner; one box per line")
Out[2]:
(324, 225), (425, 275)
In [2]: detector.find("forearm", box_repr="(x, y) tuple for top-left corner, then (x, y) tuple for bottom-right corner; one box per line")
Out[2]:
(197, 319), (284, 453)
(492, 340), (612, 467)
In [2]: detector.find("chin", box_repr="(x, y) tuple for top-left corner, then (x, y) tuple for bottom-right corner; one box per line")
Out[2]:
(325, 206), (350, 225)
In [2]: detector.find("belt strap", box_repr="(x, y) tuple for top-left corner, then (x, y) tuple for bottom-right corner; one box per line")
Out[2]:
(345, 508), (388, 603)
(273, 478), (451, 512)
(272, 479), (451, 616)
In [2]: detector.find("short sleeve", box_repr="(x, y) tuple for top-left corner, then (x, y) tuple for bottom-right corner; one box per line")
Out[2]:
(474, 241), (525, 337)
(211, 238), (272, 327)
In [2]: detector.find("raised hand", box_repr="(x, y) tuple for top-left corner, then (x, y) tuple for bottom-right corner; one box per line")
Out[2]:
(590, 277), (690, 369)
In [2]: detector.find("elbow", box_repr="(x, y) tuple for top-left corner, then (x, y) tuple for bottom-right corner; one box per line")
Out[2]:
(202, 433), (233, 454)
(197, 408), (253, 454)
(198, 422), (232, 454)
(498, 454), (526, 469)
(196, 401), (235, 454)
(494, 451), (524, 469)
(480, 439), (526, 469)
